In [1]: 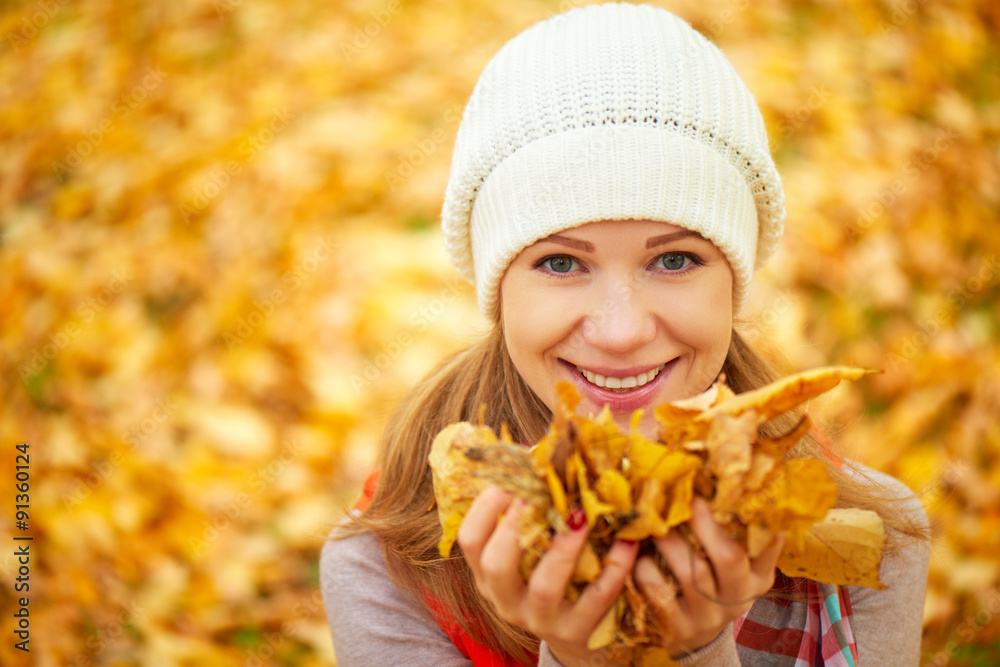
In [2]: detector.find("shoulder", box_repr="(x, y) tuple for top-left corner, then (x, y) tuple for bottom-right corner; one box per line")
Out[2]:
(319, 530), (471, 666)
(320, 527), (384, 578)
(837, 462), (931, 664)
(320, 529), (406, 615)
(842, 461), (929, 528)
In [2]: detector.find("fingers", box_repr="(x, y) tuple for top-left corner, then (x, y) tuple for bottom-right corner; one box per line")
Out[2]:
(654, 528), (718, 613)
(682, 498), (779, 601)
(685, 498), (745, 596)
(635, 499), (785, 655)
(457, 486), (527, 614)
(456, 485), (512, 566)
(586, 539), (640, 602)
(750, 531), (785, 582)
(634, 552), (682, 618)
(570, 539), (639, 630)
(461, 491), (638, 657)
(637, 527), (736, 656)
(538, 537), (639, 665)
(526, 512), (591, 610)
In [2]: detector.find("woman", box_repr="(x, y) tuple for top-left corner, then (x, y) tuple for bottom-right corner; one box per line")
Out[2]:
(321, 4), (930, 665)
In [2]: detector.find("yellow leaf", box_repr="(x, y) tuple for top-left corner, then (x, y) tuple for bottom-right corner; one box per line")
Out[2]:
(636, 647), (680, 666)
(617, 478), (670, 540)
(698, 366), (875, 426)
(664, 469), (696, 528)
(577, 455), (615, 528)
(573, 542), (602, 584)
(628, 434), (701, 484)
(757, 415), (813, 458)
(546, 464), (569, 518)
(746, 458), (838, 552)
(777, 508), (887, 590)
(706, 411), (757, 516)
(587, 594), (623, 650)
(429, 423), (499, 557)
(595, 469), (633, 513)
(578, 406), (630, 474)
(429, 365), (881, 657)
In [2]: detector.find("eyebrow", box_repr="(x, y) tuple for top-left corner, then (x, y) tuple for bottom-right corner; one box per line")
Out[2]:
(540, 234), (595, 252)
(539, 229), (706, 252)
(646, 230), (706, 248)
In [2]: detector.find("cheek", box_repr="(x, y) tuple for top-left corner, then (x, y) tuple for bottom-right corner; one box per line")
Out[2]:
(500, 280), (543, 380)
(503, 294), (557, 368)
(501, 271), (568, 354)
(675, 277), (733, 384)
(500, 279), (576, 411)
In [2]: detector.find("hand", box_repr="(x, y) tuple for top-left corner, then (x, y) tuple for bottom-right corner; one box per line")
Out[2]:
(634, 497), (785, 658)
(457, 485), (639, 667)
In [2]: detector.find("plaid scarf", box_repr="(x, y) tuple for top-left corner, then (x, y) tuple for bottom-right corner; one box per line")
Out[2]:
(734, 574), (858, 666)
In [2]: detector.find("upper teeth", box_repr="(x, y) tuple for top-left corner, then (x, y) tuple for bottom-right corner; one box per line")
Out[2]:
(575, 364), (664, 390)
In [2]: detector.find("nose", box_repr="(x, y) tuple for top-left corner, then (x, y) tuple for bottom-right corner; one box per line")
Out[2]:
(578, 277), (656, 355)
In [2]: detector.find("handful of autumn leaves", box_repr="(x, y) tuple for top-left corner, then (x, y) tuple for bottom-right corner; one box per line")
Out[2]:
(429, 366), (888, 658)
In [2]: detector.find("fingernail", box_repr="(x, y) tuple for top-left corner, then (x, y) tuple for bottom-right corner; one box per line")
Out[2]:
(620, 539), (637, 546)
(568, 507), (586, 530)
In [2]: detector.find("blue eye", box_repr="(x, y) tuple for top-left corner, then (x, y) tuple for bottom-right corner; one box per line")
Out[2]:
(541, 256), (578, 273)
(656, 252), (695, 271)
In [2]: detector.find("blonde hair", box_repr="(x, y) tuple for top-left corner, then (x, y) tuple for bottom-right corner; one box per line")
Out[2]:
(335, 322), (928, 663)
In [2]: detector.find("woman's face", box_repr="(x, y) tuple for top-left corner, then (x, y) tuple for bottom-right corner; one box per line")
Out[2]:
(500, 219), (733, 438)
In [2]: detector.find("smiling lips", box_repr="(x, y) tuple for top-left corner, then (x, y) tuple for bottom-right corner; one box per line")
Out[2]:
(574, 363), (666, 392)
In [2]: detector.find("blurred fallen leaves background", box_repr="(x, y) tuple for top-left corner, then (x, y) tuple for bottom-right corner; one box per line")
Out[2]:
(0, 0), (997, 664)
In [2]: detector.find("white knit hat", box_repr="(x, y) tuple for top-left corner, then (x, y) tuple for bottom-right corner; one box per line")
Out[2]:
(441, 2), (784, 318)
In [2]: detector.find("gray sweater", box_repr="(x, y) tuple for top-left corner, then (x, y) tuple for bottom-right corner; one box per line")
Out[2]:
(320, 467), (928, 666)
